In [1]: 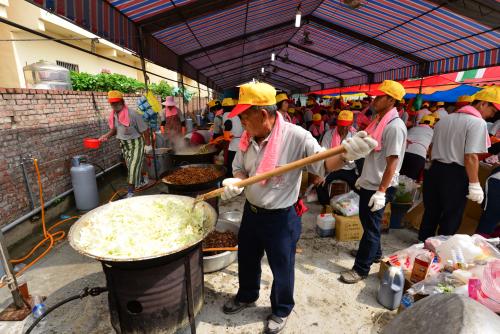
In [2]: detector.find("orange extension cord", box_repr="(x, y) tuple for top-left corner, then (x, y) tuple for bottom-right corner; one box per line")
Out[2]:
(0, 159), (79, 288)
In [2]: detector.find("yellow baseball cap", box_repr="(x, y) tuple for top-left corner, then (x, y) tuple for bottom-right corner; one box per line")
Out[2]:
(208, 100), (219, 108)
(229, 82), (276, 118)
(288, 107), (295, 114)
(222, 97), (236, 107)
(108, 90), (124, 102)
(474, 86), (500, 110)
(420, 115), (437, 126)
(457, 95), (474, 103)
(436, 101), (445, 106)
(337, 110), (354, 126)
(312, 113), (322, 122)
(276, 93), (288, 103)
(351, 101), (362, 110)
(378, 80), (406, 101)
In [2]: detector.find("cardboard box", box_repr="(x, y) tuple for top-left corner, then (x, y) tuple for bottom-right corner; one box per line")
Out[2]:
(335, 214), (364, 241)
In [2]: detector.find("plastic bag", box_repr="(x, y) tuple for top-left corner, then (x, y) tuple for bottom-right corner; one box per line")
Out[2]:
(146, 91), (161, 113)
(387, 244), (441, 277)
(436, 234), (485, 264)
(393, 175), (418, 203)
(330, 190), (359, 216)
(469, 259), (500, 313)
(408, 272), (464, 296)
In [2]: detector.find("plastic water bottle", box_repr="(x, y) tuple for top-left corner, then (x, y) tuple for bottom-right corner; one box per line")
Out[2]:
(32, 295), (47, 325)
(316, 213), (335, 237)
(401, 293), (414, 309)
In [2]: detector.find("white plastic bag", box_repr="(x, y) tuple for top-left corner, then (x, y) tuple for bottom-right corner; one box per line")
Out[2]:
(436, 234), (484, 264)
(330, 190), (359, 216)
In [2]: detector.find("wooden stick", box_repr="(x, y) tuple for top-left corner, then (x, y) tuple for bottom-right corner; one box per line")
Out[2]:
(196, 145), (346, 203)
(203, 247), (238, 252)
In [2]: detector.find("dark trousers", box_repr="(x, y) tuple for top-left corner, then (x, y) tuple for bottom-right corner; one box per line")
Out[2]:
(236, 202), (301, 317)
(316, 169), (358, 206)
(400, 152), (426, 181)
(418, 161), (468, 242)
(353, 187), (395, 276)
(477, 177), (500, 235)
(226, 150), (236, 177)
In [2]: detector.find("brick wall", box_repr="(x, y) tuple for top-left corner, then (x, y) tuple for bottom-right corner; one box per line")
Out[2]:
(0, 88), (208, 226)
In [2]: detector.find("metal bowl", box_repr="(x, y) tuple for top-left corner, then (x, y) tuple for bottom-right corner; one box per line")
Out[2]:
(219, 211), (243, 225)
(203, 220), (239, 273)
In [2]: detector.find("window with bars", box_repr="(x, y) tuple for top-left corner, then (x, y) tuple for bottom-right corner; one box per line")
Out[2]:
(56, 60), (79, 72)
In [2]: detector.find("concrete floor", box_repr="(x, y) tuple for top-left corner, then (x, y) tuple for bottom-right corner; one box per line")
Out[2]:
(0, 189), (418, 334)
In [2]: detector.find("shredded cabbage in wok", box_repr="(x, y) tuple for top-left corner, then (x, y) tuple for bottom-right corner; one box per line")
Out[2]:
(76, 198), (205, 259)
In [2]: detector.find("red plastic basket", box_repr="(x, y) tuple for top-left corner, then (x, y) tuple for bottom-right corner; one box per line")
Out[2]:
(83, 138), (101, 149)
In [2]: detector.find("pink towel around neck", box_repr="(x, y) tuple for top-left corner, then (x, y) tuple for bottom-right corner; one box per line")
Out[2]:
(331, 126), (356, 148)
(456, 105), (492, 147)
(239, 112), (284, 185)
(364, 107), (399, 151)
(165, 106), (178, 117)
(108, 105), (130, 129)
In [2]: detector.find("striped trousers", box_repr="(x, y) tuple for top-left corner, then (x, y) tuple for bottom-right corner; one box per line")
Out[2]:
(120, 137), (145, 188)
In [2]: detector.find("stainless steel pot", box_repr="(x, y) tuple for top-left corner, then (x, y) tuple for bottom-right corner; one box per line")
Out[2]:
(203, 220), (239, 273)
(68, 194), (217, 263)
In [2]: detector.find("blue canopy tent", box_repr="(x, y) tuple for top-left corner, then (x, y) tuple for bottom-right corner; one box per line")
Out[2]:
(404, 84), (482, 102)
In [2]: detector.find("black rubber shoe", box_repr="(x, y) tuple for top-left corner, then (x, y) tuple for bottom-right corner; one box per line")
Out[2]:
(222, 298), (256, 315)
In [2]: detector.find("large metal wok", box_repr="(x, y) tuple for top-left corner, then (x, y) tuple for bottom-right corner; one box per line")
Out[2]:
(170, 145), (218, 166)
(162, 163), (227, 191)
(68, 194), (217, 263)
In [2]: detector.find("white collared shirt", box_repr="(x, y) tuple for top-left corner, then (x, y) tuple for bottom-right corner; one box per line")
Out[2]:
(357, 118), (407, 191)
(233, 122), (325, 209)
(431, 112), (489, 166)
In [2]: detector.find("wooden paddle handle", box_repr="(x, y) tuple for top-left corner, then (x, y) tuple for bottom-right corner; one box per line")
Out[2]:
(197, 145), (346, 202)
(203, 247), (238, 252)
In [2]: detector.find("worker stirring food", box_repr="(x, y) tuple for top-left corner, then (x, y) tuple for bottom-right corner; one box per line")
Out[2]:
(219, 82), (378, 334)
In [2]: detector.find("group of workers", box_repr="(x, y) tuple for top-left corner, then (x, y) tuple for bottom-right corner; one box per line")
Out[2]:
(98, 80), (499, 334)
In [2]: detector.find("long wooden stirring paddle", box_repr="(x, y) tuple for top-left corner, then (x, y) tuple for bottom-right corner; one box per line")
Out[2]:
(191, 144), (347, 210)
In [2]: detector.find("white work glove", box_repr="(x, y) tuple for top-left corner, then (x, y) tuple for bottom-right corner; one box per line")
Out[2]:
(368, 191), (386, 212)
(342, 131), (378, 161)
(221, 178), (243, 201)
(355, 178), (361, 190)
(466, 183), (484, 204)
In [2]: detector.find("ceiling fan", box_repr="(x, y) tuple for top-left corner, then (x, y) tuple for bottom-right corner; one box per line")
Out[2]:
(301, 30), (314, 45)
(282, 51), (290, 64)
(342, 0), (366, 9)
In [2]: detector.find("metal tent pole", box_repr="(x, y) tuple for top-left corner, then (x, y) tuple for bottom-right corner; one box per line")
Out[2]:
(138, 27), (158, 181)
